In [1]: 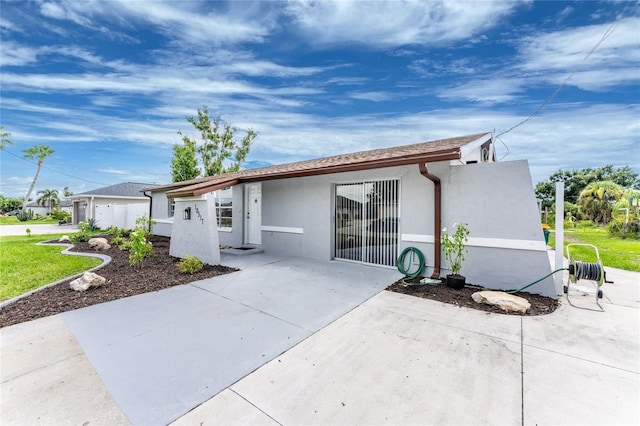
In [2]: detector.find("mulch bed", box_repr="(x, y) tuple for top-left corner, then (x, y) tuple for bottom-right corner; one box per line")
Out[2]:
(0, 235), (237, 328)
(386, 278), (559, 316)
(1, 236), (558, 329)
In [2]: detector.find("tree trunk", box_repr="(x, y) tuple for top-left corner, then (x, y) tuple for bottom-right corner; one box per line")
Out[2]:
(22, 160), (42, 210)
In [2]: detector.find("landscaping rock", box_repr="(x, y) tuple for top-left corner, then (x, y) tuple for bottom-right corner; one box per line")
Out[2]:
(471, 290), (531, 314)
(88, 237), (111, 250)
(59, 235), (71, 243)
(70, 272), (106, 291)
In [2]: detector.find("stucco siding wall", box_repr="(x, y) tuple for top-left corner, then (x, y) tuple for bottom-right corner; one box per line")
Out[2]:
(260, 166), (409, 260)
(441, 160), (554, 297)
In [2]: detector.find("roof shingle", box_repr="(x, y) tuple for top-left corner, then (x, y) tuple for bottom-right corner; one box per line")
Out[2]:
(71, 182), (151, 198)
(148, 132), (490, 198)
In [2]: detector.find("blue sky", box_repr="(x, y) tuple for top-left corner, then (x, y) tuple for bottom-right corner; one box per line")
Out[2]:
(1, 0), (638, 198)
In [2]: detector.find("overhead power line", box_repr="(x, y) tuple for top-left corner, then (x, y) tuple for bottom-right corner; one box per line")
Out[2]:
(0, 148), (111, 186)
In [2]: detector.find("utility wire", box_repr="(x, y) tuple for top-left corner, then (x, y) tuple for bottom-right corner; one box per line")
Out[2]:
(0, 148), (111, 186)
(496, 21), (619, 138)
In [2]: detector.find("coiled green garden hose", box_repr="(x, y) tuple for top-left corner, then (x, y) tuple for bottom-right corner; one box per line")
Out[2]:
(396, 247), (426, 279)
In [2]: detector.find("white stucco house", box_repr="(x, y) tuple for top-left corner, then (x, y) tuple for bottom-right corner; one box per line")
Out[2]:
(145, 133), (557, 297)
(68, 182), (151, 229)
(24, 199), (73, 216)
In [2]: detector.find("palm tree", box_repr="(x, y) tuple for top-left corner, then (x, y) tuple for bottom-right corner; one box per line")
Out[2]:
(22, 145), (55, 210)
(37, 188), (60, 213)
(577, 180), (625, 224)
(0, 126), (11, 150)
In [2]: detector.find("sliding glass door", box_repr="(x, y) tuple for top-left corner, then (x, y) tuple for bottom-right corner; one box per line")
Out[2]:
(334, 179), (399, 267)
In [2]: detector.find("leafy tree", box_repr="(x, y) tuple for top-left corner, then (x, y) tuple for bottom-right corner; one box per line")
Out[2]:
(577, 181), (625, 224)
(171, 137), (200, 182)
(0, 195), (22, 212)
(37, 188), (60, 213)
(22, 145), (54, 210)
(177, 105), (257, 178)
(63, 186), (74, 197)
(0, 126), (11, 150)
(536, 165), (640, 209)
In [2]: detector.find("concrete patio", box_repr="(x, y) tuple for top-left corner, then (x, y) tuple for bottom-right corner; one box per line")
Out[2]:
(1, 251), (638, 425)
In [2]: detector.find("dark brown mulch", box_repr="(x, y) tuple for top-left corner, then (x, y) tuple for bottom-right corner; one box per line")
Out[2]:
(0, 235), (238, 328)
(386, 277), (559, 316)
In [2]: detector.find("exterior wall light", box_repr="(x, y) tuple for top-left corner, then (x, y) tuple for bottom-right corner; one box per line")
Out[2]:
(183, 207), (191, 220)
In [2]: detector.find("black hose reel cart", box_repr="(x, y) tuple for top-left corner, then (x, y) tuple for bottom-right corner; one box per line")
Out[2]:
(564, 243), (613, 312)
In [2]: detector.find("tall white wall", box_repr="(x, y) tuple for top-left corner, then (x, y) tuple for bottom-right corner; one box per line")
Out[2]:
(94, 202), (149, 229)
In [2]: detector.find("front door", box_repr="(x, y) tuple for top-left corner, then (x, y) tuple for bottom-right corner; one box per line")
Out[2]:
(245, 183), (262, 245)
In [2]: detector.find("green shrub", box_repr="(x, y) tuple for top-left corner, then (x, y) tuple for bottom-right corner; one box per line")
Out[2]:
(70, 221), (93, 243)
(177, 256), (204, 274)
(50, 209), (70, 221)
(15, 209), (34, 222)
(70, 232), (90, 243)
(128, 230), (152, 267)
(608, 218), (639, 240)
(86, 217), (99, 231)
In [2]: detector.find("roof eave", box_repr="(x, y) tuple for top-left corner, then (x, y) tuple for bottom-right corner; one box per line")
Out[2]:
(167, 149), (461, 198)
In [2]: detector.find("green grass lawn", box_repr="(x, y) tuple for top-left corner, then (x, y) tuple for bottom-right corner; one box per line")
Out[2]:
(0, 216), (58, 225)
(549, 227), (640, 272)
(0, 234), (102, 301)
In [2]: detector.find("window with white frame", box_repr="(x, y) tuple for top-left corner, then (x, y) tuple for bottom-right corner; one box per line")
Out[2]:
(214, 187), (233, 229)
(168, 198), (175, 217)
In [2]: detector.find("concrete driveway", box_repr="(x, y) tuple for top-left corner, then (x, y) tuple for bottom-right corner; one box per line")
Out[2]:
(1, 253), (401, 425)
(1, 252), (638, 425)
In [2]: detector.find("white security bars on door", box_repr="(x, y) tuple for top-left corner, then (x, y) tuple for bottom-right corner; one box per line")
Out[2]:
(334, 180), (399, 267)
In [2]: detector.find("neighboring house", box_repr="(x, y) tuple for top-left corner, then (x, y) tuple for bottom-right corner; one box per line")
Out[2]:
(68, 182), (151, 229)
(24, 199), (72, 216)
(145, 133), (557, 297)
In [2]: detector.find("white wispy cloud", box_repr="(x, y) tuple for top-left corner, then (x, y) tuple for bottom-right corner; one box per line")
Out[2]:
(434, 16), (639, 104)
(285, 0), (530, 47)
(347, 91), (395, 102)
(0, 41), (39, 66)
(437, 78), (526, 104)
(519, 16), (640, 89)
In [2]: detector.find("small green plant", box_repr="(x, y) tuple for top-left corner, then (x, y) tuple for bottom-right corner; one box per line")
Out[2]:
(135, 215), (156, 239)
(70, 221), (92, 243)
(107, 226), (123, 237)
(118, 239), (133, 251)
(177, 255), (204, 274)
(441, 223), (470, 276)
(15, 209), (34, 222)
(128, 230), (152, 267)
(25, 228), (31, 237)
(111, 235), (124, 245)
(86, 217), (99, 231)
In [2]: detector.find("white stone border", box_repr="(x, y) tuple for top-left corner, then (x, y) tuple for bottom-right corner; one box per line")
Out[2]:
(0, 241), (112, 309)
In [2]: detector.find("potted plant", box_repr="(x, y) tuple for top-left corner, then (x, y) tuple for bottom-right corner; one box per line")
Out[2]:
(441, 223), (469, 289)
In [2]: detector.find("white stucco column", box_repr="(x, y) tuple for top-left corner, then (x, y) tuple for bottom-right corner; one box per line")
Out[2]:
(169, 195), (221, 265)
(554, 181), (564, 294)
